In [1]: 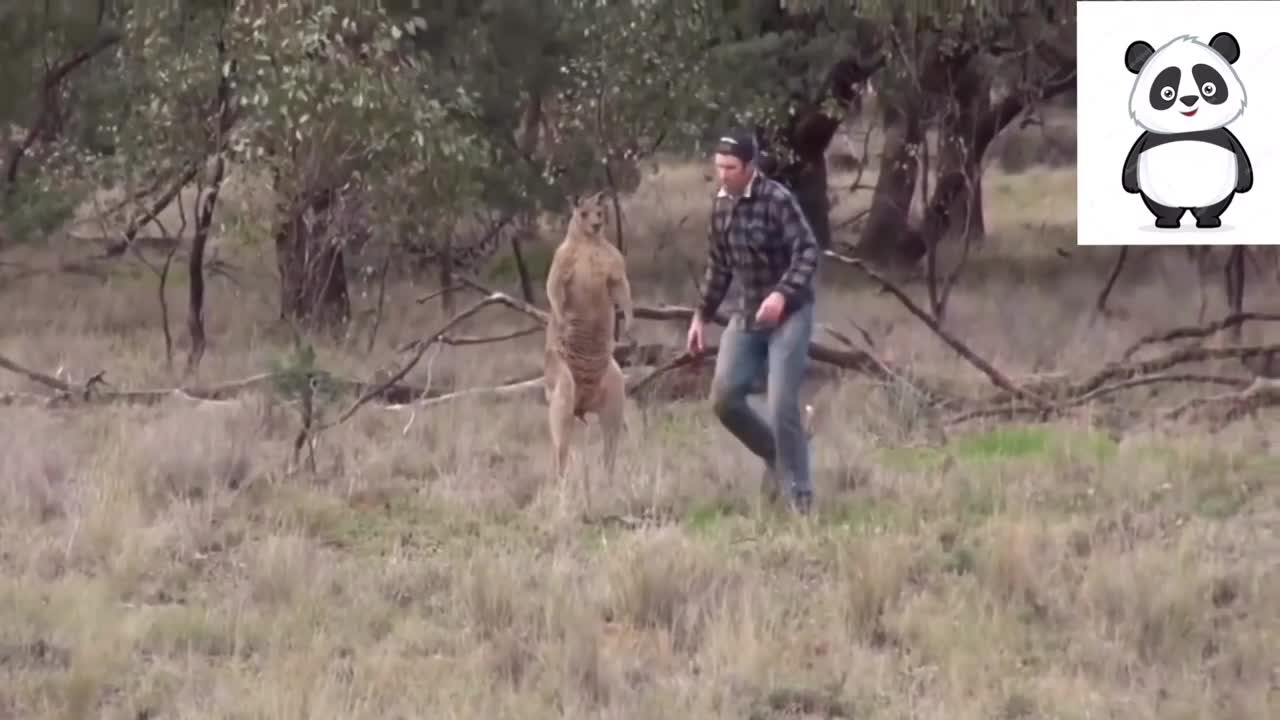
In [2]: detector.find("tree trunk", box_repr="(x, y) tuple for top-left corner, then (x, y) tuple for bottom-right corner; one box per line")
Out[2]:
(932, 58), (990, 246)
(275, 185), (352, 329)
(511, 231), (535, 303)
(920, 73), (1075, 248)
(438, 233), (456, 315)
(774, 154), (832, 250)
(758, 56), (882, 252)
(855, 103), (925, 267)
(186, 157), (225, 375)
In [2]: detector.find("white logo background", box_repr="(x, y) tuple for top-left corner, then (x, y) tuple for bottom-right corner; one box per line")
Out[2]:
(1076, 1), (1280, 245)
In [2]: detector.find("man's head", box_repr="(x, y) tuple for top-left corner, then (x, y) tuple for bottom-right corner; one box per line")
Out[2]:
(714, 130), (756, 196)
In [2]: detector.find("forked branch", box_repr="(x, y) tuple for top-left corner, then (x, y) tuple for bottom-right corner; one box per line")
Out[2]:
(318, 292), (532, 430)
(823, 249), (1051, 408)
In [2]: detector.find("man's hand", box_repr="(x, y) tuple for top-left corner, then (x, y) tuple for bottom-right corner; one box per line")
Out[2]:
(754, 291), (787, 328)
(687, 314), (706, 355)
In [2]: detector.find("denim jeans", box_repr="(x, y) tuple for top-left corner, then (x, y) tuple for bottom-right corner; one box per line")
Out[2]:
(709, 301), (815, 504)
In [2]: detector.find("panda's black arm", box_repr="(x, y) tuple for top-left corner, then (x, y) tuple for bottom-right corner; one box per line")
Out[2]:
(1121, 134), (1147, 194)
(1224, 129), (1253, 192)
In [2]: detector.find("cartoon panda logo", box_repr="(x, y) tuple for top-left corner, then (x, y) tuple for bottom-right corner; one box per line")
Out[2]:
(1121, 32), (1253, 229)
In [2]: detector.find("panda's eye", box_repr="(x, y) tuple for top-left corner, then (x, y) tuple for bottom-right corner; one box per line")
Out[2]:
(1160, 86), (1175, 101)
(1201, 82), (1216, 97)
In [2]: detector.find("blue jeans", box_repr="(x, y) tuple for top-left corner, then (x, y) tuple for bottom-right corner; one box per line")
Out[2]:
(709, 301), (815, 503)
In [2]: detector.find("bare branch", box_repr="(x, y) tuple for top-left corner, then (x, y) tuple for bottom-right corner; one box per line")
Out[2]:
(1073, 343), (1280, 398)
(386, 376), (545, 411)
(628, 347), (716, 398)
(948, 373), (1254, 426)
(1095, 246), (1129, 316)
(1162, 377), (1280, 426)
(1121, 312), (1280, 361)
(0, 351), (283, 404)
(398, 325), (543, 353)
(318, 291), (537, 430)
(824, 249), (1052, 408)
(0, 353), (75, 394)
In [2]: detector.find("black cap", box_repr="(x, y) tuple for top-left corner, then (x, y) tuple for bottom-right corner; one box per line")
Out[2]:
(715, 130), (756, 164)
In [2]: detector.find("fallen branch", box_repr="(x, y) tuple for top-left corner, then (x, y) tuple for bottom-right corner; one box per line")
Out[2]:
(0, 353), (77, 395)
(947, 372), (1254, 425)
(318, 292), (523, 430)
(452, 275), (929, 388)
(386, 375), (545, 411)
(1071, 343), (1280, 398)
(627, 346), (717, 398)
(823, 249), (1052, 408)
(0, 352), (283, 404)
(1163, 377), (1280, 425)
(1121, 312), (1280, 361)
(387, 365), (667, 442)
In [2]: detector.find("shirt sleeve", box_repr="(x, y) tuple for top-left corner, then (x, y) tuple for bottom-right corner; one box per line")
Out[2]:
(697, 220), (732, 322)
(772, 192), (820, 305)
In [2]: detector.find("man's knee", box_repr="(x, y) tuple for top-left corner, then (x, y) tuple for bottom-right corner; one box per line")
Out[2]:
(710, 380), (745, 420)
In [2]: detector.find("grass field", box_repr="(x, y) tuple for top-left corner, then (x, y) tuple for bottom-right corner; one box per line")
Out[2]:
(1, 132), (1278, 718)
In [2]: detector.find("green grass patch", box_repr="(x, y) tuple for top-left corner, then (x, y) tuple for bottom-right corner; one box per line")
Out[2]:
(878, 446), (949, 473)
(684, 501), (737, 533)
(878, 425), (1118, 474)
(950, 426), (1116, 463)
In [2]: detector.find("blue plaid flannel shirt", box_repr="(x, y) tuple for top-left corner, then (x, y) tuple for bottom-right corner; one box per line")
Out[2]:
(696, 171), (821, 326)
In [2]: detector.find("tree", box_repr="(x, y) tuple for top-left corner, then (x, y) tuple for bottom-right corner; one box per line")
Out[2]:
(854, 3), (1076, 274)
(0, 0), (123, 245)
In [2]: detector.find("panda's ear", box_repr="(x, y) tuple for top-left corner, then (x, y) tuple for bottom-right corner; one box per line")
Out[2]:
(1210, 32), (1240, 64)
(1125, 40), (1154, 73)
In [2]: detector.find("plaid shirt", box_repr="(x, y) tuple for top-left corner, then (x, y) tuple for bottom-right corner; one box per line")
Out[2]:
(697, 171), (821, 325)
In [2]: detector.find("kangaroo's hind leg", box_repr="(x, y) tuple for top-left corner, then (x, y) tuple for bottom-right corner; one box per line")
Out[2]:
(547, 358), (577, 486)
(598, 358), (626, 477)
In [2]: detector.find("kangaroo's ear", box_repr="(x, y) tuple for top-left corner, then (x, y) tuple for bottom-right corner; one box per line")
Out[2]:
(567, 193), (579, 208)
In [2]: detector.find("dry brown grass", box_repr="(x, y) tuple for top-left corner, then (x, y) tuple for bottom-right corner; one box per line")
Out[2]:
(2, 131), (1279, 718)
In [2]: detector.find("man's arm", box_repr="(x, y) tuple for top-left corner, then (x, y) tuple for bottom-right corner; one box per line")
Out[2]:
(772, 192), (820, 306)
(697, 212), (732, 322)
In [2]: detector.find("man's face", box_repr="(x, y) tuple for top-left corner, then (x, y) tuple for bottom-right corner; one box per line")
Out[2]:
(714, 153), (752, 195)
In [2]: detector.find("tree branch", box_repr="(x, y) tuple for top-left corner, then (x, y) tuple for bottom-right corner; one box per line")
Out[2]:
(1122, 312), (1280, 361)
(824, 249), (1051, 408)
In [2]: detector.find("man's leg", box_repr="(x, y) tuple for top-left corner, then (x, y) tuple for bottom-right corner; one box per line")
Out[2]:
(709, 314), (774, 463)
(766, 301), (815, 512)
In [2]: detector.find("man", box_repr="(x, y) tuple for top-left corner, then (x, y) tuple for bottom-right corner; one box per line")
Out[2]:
(687, 130), (821, 514)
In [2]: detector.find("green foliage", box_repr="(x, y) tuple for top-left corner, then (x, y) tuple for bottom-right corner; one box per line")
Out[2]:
(0, 1), (108, 127)
(0, 160), (92, 243)
(2, 0), (1071, 262)
(269, 343), (340, 406)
